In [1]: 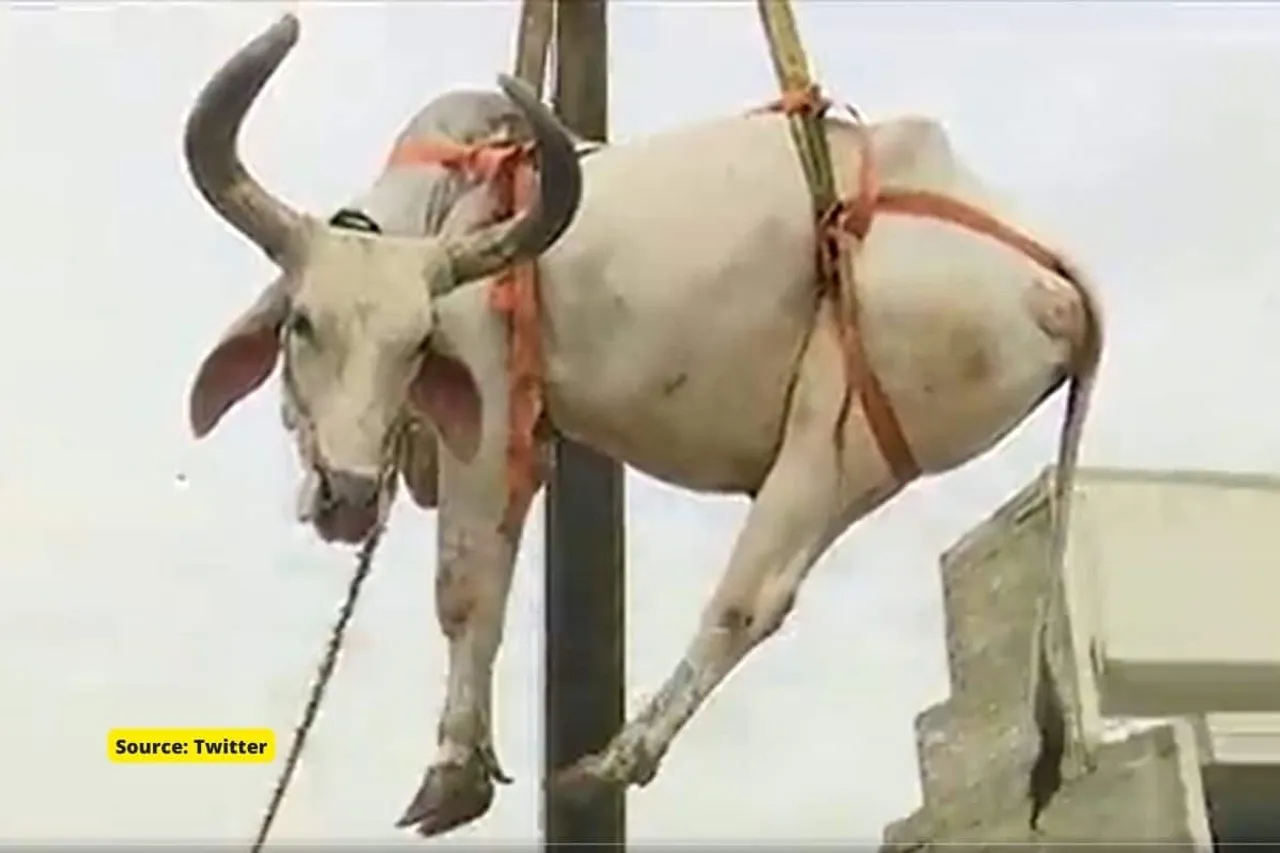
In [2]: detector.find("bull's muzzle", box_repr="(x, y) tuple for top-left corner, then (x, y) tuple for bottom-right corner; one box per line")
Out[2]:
(302, 466), (383, 545)
(321, 469), (381, 509)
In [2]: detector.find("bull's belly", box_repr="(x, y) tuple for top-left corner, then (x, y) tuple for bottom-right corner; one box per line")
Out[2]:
(541, 271), (813, 495)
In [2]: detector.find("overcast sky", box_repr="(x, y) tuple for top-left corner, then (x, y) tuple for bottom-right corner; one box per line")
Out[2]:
(2, 0), (1280, 844)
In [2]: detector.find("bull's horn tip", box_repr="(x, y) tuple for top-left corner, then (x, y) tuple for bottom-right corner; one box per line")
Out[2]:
(273, 12), (301, 41)
(496, 73), (531, 98)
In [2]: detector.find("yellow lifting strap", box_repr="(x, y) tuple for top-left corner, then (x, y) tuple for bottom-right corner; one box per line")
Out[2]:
(755, 0), (840, 220)
(754, 1), (922, 484)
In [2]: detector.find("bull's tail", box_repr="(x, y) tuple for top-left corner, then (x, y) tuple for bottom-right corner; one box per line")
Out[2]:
(1024, 258), (1106, 828)
(1049, 258), (1105, 578)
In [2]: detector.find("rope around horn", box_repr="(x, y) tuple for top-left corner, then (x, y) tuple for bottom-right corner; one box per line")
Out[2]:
(250, 425), (406, 853)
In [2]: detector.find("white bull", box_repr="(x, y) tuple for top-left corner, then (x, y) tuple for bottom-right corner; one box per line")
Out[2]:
(185, 15), (1103, 838)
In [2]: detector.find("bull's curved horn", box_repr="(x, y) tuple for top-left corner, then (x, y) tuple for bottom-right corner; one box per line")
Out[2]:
(445, 74), (584, 284)
(184, 14), (305, 265)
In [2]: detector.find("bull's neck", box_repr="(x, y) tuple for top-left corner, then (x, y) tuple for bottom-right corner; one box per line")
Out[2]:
(342, 163), (473, 238)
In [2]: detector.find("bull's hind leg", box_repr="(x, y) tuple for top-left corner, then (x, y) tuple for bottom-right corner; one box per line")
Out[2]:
(551, 302), (903, 802)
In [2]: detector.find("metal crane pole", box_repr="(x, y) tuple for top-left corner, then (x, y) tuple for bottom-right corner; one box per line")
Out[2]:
(535, 1), (627, 849)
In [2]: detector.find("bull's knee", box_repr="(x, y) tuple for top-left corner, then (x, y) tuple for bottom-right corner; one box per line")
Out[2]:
(711, 580), (799, 648)
(435, 561), (478, 639)
(434, 522), (507, 638)
(754, 581), (799, 641)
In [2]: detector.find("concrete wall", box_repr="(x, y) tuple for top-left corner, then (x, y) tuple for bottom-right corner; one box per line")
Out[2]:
(881, 469), (1213, 850)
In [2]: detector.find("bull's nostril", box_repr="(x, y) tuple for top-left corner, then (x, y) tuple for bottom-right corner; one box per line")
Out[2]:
(322, 470), (381, 508)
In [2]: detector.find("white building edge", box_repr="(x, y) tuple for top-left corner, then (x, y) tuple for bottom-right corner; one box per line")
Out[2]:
(883, 465), (1280, 847)
(1067, 466), (1280, 842)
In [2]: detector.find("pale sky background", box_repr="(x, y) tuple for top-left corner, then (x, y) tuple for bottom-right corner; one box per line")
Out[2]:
(2, 0), (1280, 844)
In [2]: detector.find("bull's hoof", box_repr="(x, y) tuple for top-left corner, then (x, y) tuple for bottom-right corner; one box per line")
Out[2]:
(396, 758), (495, 838)
(550, 754), (624, 808)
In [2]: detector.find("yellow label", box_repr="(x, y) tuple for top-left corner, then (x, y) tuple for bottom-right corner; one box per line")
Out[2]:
(107, 728), (276, 763)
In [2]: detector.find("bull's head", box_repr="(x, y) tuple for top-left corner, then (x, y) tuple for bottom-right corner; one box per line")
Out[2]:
(184, 15), (582, 544)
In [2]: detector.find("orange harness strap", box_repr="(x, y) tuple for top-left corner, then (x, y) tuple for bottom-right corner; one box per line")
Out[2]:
(387, 136), (543, 527)
(387, 136), (532, 185)
(759, 92), (1075, 485)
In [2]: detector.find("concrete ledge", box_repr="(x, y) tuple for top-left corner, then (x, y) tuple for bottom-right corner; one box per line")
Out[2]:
(882, 722), (1212, 850)
(939, 469), (1051, 575)
(914, 698), (1040, 809)
(937, 471), (1055, 703)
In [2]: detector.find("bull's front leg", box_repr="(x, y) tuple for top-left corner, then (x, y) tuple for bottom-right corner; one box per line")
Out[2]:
(396, 330), (541, 838)
(396, 484), (535, 837)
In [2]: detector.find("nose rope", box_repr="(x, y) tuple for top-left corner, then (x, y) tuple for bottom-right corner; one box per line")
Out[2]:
(250, 421), (406, 853)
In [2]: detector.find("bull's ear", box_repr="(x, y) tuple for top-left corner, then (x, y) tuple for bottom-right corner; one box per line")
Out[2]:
(188, 279), (290, 439)
(407, 349), (482, 463)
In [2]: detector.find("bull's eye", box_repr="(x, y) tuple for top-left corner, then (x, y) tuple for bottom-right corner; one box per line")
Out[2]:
(287, 310), (315, 342)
